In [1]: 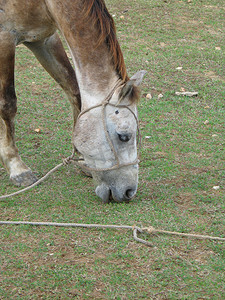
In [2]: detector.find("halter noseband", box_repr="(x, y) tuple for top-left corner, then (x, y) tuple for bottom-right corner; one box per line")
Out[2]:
(75, 80), (141, 172)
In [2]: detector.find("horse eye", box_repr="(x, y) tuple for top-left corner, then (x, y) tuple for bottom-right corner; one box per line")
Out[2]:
(118, 133), (131, 142)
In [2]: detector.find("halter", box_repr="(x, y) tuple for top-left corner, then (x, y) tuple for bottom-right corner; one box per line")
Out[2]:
(74, 80), (141, 172)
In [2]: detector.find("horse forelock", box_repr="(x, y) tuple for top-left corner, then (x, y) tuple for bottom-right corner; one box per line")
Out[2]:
(82, 0), (129, 84)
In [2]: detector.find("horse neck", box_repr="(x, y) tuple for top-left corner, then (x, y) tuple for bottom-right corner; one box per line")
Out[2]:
(66, 40), (119, 110)
(46, 0), (120, 110)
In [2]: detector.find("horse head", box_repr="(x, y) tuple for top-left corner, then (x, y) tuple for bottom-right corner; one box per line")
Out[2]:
(73, 71), (146, 203)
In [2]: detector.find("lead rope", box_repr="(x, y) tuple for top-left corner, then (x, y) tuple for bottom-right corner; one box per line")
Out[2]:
(0, 221), (152, 247)
(0, 150), (78, 200)
(0, 221), (224, 247)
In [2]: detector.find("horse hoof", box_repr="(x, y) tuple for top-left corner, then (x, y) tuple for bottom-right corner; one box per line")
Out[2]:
(10, 170), (38, 187)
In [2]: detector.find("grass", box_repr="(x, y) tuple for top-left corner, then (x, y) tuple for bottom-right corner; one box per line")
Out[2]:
(1, 0), (225, 299)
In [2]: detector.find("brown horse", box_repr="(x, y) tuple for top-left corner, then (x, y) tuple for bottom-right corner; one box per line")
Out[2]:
(0, 0), (146, 202)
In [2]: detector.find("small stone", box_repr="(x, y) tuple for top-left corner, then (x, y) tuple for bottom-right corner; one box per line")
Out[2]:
(175, 91), (198, 97)
(215, 47), (221, 51)
(146, 93), (152, 99)
(34, 128), (41, 133)
(158, 94), (163, 99)
(145, 136), (151, 139)
(212, 134), (218, 137)
(213, 186), (220, 190)
(204, 120), (209, 125)
(176, 67), (183, 70)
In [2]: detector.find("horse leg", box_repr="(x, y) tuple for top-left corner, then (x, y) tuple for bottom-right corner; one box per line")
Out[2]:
(0, 31), (37, 186)
(24, 33), (81, 127)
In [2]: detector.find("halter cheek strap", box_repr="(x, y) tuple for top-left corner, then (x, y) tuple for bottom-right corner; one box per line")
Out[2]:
(74, 80), (141, 172)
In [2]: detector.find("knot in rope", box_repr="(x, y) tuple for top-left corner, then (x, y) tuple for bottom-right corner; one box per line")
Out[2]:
(142, 226), (156, 234)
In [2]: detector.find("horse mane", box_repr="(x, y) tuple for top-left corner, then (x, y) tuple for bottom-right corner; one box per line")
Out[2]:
(82, 0), (129, 83)
(81, 0), (140, 104)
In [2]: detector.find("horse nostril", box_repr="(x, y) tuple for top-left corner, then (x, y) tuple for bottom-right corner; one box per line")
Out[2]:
(125, 188), (136, 200)
(118, 133), (132, 142)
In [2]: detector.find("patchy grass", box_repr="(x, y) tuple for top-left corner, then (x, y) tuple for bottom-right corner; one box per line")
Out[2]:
(1, 0), (225, 299)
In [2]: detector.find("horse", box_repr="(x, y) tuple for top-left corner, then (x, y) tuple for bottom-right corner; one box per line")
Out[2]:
(0, 0), (146, 203)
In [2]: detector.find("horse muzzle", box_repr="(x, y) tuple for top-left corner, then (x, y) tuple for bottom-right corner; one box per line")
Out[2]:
(95, 182), (137, 203)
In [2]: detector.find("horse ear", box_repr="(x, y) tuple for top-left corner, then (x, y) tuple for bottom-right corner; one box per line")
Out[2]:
(130, 70), (147, 86)
(119, 70), (147, 99)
